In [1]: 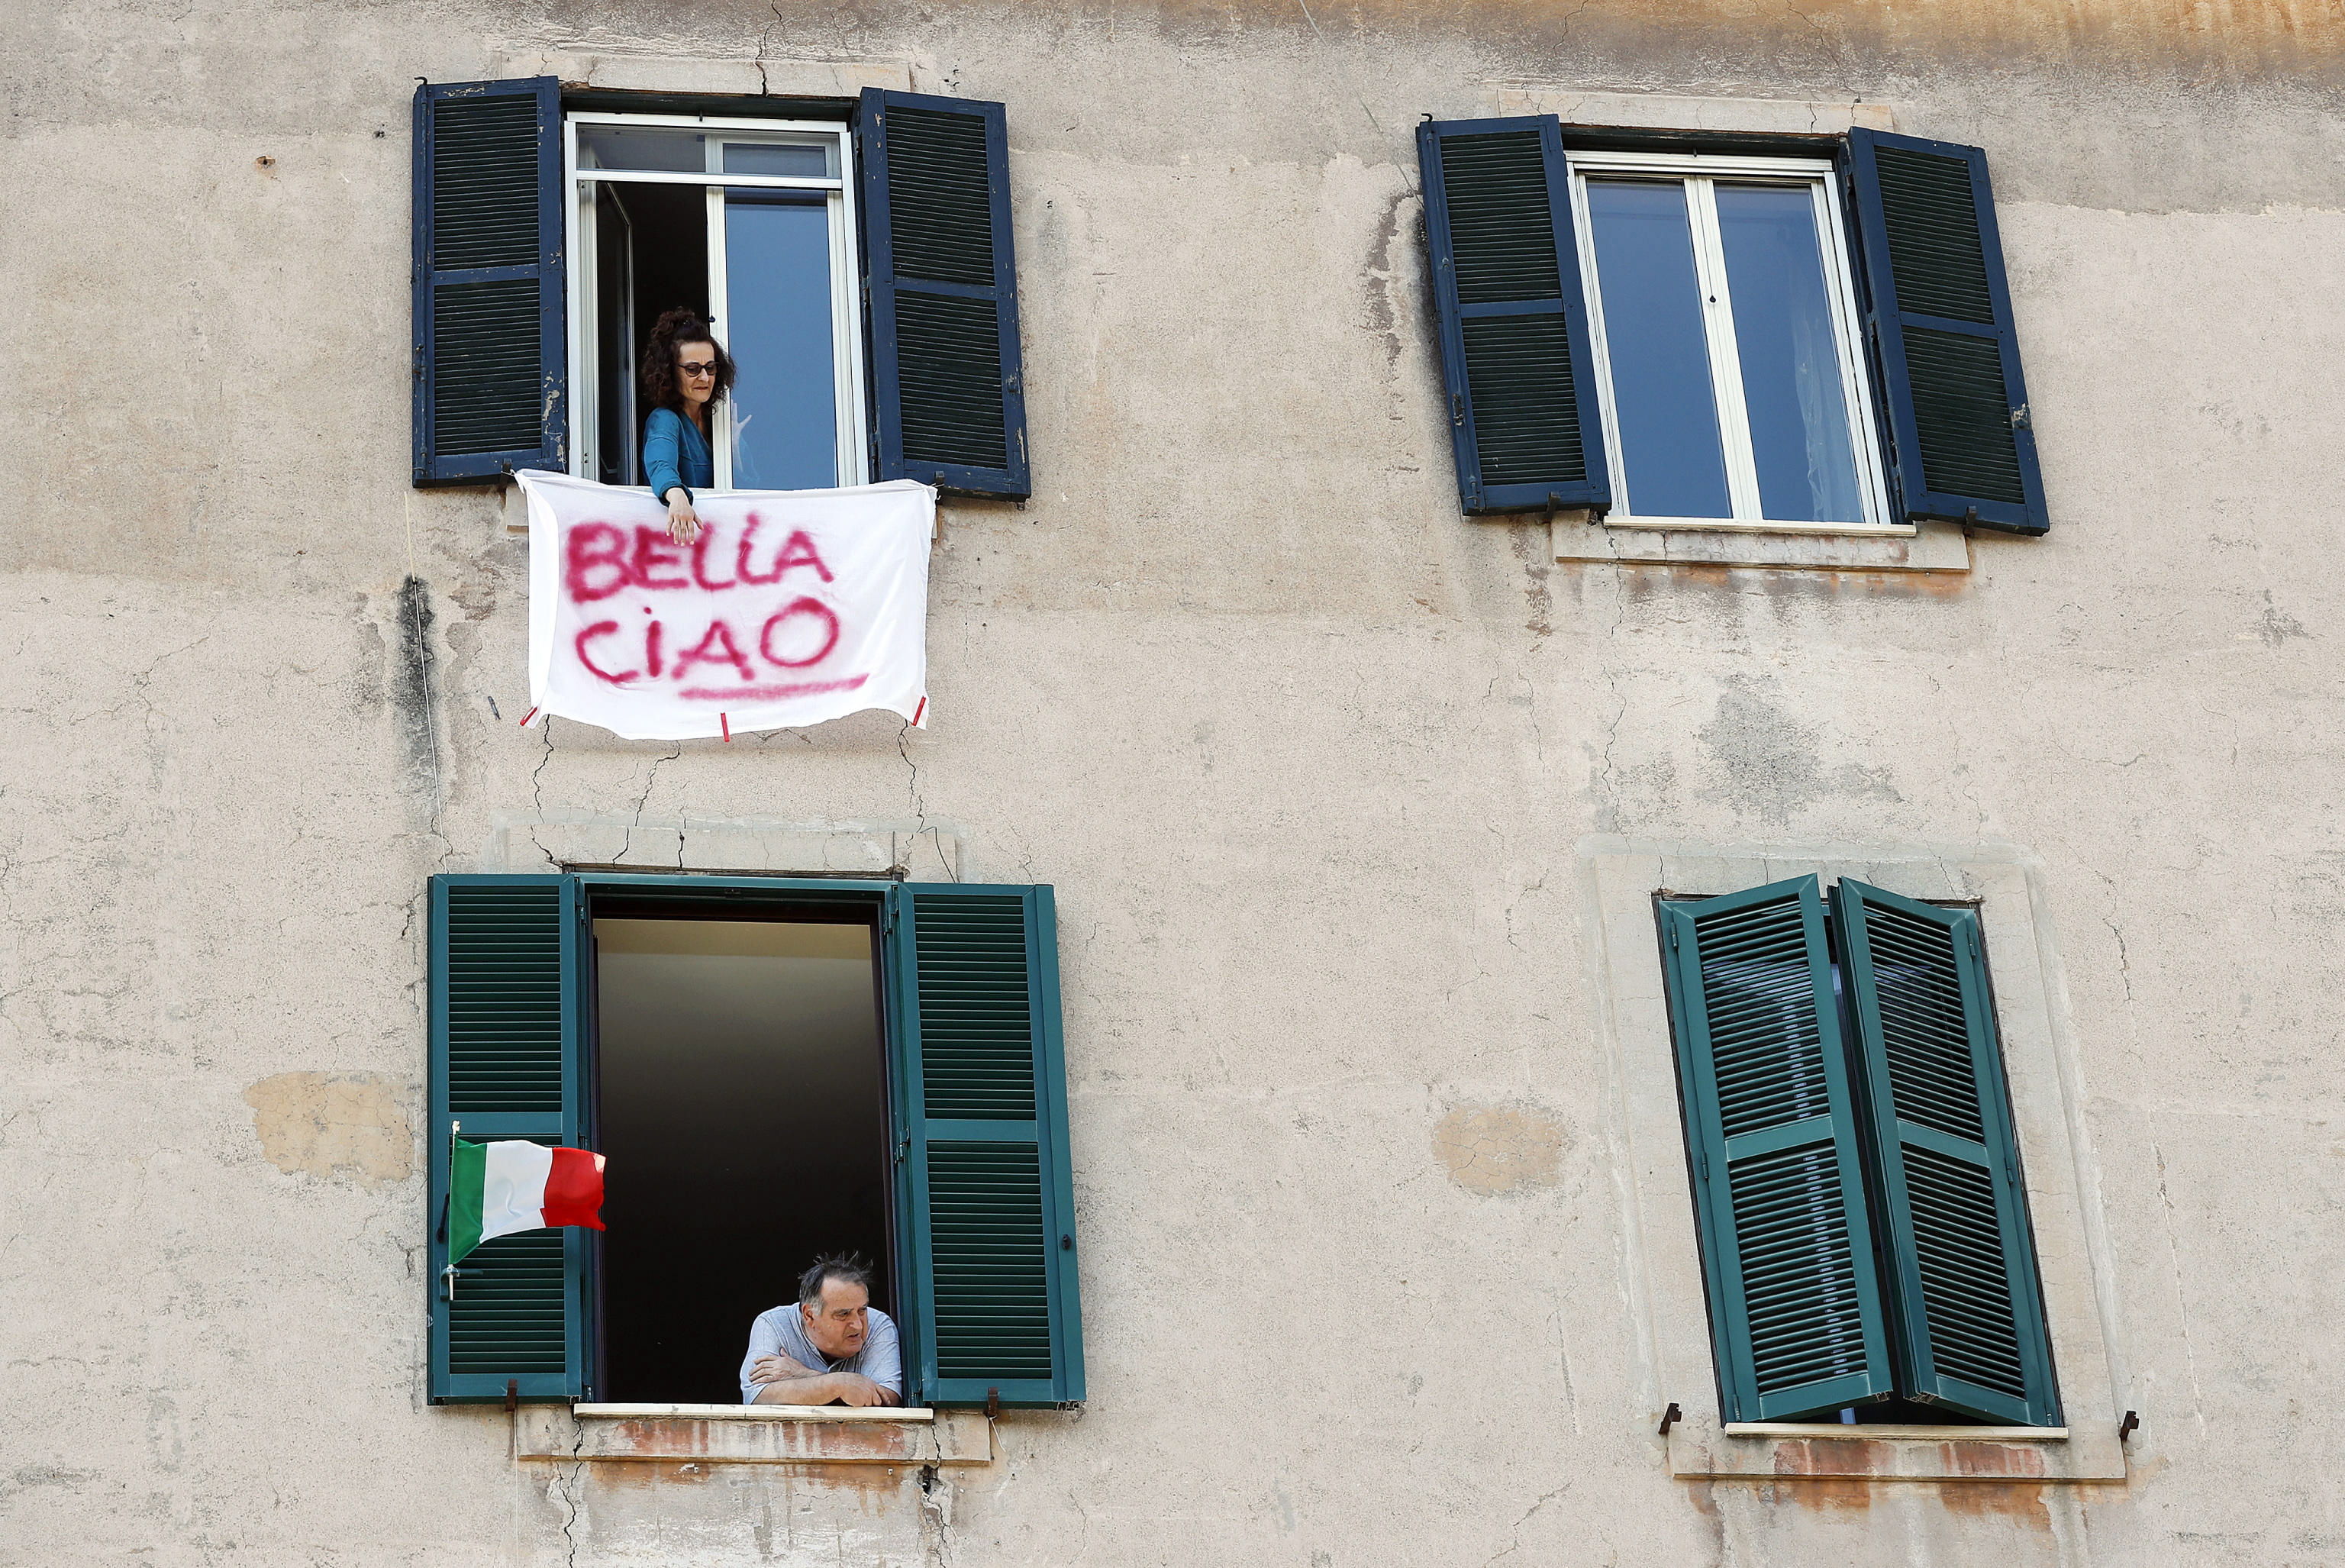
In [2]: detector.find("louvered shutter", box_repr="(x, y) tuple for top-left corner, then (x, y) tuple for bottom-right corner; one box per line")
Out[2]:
(856, 90), (1030, 498)
(1845, 129), (2047, 536)
(886, 883), (1082, 1406)
(411, 78), (566, 486)
(1416, 115), (1610, 517)
(1831, 880), (2060, 1426)
(1659, 876), (1896, 1421)
(427, 874), (592, 1402)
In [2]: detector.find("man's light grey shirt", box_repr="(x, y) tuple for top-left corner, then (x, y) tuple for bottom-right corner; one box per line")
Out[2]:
(740, 1305), (904, 1405)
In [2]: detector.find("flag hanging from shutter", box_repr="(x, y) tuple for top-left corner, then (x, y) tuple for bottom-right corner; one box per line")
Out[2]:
(427, 874), (593, 1403)
(1659, 876), (1896, 1422)
(887, 883), (1082, 1407)
(1845, 128), (2047, 536)
(412, 78), (566, 486)
(1831, 879), (2060, 1427)
(857, 90), (1030, 499)
(1417, 115), (1611, 518)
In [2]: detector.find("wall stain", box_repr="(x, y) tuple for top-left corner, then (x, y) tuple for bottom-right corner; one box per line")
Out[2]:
(1432, 1105), (1565, 1195)
(387, 575), (444, 805)
(1509, 524), (1553, 638)
(1697, 678), (1901, 827)
(244, 1071), (414, 1184)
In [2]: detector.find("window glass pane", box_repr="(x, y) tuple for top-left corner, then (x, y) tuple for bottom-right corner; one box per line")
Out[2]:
(723, 192), (839, 489)
(1586, 179), (1731, 520)
(578, 126), (708, 173)
(722, 141), (835, 178)
(1716, 185), (1866, 525)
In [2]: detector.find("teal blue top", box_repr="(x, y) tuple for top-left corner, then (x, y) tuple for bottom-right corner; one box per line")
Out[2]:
(644, 406), (714, 502)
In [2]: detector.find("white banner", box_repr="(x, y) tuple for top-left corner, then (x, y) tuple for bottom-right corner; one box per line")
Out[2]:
(519, 470), (932, 740)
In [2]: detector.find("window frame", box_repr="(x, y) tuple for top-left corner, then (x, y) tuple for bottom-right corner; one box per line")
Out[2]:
(1564, 148), (1901, 537)
(425, 869), (1085, 1411)
(561, 111), (872, 493)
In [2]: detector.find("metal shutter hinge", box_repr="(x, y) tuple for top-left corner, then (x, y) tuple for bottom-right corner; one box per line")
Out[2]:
(2010, 402), (2032, 431)
(1695, 1150), (1709, 1182)
(1450, 392), (1465, 427)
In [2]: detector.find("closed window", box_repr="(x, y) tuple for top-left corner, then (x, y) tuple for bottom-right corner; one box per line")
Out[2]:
(1571, 153), (1887, 532)
(411, 79), (1031, 500)
(1416, 117), (2048, 537)
(1656, 874), (2060, 1428)
(424, 873), (1085, 1411)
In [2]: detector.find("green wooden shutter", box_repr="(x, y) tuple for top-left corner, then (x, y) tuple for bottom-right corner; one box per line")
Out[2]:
(856, 90), (1030, 498)
(1844, 128), (2046, 536)
(427, 874), (592, 1402)
(1415, 115), (1611, 517)
(1831, 880), (2060, 1426)
(1659, 876), (1895, 1421)
(411, 78), (566, 486)
(887, 883), (1082, 1406)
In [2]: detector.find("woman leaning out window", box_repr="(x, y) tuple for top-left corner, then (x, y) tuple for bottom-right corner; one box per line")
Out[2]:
(640, 308), (736, 544)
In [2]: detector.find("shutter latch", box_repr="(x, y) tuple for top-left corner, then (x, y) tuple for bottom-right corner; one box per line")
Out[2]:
(2010, 402), (2032, 431)
(441, 1263), (460, 1301)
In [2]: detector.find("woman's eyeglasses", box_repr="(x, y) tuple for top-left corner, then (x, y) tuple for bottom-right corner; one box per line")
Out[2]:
(679, 360), (718, 379)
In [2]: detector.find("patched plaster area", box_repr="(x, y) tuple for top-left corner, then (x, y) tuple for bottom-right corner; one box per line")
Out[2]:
(1433, 1104), (1566, 1196)
(244, 1072), (414, 1184)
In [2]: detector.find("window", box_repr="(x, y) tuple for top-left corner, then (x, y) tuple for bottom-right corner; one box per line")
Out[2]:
(424, 874), (1083, 1410)
(568, 115), (868, 492)
(411, 79), (1031, 499)
(1571, 153), (1888, 533)
(1656, 874), (2059, 1428)
(1416, 117), (2048, 537)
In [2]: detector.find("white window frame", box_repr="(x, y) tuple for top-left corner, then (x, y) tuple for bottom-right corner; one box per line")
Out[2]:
(1566, 150), (1900, 537)
(563, 111), (869, 492)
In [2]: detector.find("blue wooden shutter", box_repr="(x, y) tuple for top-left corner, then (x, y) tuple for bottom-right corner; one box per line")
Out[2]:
(427, 874), (592, 1402)
(1659, 876), (1896, 1421)
(857, 90), (1030, 498)
(887, 883), (1082, 1406)
(1416, 115), (1610, 518)
(411, 78), (566, 486)
(1831, 880), (2060, 1426)
(1845, 128), (2046, 536)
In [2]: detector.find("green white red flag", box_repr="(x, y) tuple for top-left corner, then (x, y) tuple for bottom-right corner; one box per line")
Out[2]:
(447, 1138), (605, 1263)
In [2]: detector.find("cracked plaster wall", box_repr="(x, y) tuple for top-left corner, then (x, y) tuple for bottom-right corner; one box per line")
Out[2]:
(5, 0), (2345, 1563)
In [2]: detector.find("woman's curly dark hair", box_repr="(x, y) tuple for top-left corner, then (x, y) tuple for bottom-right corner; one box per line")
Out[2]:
(639, 307), (736, 417)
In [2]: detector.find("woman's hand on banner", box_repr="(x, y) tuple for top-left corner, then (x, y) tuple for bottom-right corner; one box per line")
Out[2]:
(664, 488), (702, 545)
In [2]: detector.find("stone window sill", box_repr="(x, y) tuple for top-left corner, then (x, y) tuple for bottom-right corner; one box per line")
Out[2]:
(514, 1403), (993, 1466)
(1551, 510), (1970, 573)
(1670, 1418), (2124, 1483)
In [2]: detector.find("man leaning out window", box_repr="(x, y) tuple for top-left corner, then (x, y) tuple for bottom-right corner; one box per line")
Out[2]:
(740, 1253), (905, 1407)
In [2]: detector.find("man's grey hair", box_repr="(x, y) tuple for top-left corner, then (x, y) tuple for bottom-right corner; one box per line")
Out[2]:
(798, 1253), (876, 1308)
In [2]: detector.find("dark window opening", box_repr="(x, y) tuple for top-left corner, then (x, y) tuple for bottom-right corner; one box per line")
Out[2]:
(590, 182), (710, 488)
(591, 911), (892, 1405)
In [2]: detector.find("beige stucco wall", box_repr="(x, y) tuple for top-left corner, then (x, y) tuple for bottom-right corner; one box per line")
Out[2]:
(7, 0), (2345, 1562)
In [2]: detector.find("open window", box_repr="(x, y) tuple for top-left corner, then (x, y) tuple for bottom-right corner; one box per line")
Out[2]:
(1416, 117), (2047, 535)
(412, 81), (1032, 498)
(569, 116), (868, 492)
(424, 874), (1083, 1409)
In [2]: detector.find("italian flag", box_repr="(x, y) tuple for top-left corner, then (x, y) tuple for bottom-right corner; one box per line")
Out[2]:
(447, 1139), (606, 1263)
